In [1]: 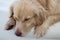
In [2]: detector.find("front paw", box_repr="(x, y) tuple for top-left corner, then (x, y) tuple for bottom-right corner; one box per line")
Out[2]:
(5, 19), (16, 30)
(5, 23), (14, 30)
(34, 26), (47, 38)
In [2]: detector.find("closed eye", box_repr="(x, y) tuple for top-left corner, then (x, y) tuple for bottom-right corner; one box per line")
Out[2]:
(24, 16), (34, 22)
(24, 18), (30, 21)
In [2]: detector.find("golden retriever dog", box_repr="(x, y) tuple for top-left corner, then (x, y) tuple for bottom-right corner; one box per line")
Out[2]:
(5, 0), (60, 38)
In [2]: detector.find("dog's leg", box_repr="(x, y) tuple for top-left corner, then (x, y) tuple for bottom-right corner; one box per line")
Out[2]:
(5, 6), (16, 30)
(34, 15), (60, 38)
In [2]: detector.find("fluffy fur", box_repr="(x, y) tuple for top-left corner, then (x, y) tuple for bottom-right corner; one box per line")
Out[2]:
(5, 0), (60, 38)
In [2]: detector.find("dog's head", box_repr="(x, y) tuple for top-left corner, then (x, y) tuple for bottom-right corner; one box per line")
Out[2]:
(14, 11), (44, 37)
(14, 2), (46, 36)
(15, 11), (36, 36)
(14, 11), (37, 36)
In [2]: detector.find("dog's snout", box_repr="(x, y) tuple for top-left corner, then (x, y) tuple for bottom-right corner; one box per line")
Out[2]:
(15, 30), (22, 36)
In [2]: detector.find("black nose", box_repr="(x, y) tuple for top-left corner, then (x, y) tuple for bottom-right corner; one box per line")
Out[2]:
(15, 31), (22, 36)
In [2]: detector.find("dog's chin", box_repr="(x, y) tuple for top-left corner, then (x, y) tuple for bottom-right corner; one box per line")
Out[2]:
(21, 32), (29, 37)
(15, 31), (28, 37)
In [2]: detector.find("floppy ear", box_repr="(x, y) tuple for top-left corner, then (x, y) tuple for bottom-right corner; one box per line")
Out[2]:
(34, 7), (48, 33)
(33, 4), (49, 27)
(34, 12), (44, 26)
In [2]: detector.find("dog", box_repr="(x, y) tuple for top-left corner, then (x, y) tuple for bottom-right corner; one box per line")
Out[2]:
(5, 0), (60, 38)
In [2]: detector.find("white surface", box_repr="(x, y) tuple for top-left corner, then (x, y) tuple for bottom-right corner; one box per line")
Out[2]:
(0, 0), (60, 40)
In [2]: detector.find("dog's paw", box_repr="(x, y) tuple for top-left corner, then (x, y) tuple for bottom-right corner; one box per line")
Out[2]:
(5, 24), (14, 30)
(34, 26), (47, 38)
(5, 19), (16, 30)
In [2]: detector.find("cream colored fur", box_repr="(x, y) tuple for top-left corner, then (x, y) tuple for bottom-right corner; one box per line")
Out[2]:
(5, 0), (60, 38)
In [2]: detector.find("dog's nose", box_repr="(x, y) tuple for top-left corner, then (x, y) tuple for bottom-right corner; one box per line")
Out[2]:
(15, 31), (22, 36)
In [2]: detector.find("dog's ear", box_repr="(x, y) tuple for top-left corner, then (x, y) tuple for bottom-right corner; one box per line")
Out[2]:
(33, 12), (43, 26)
(33, 8), (48, 26)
